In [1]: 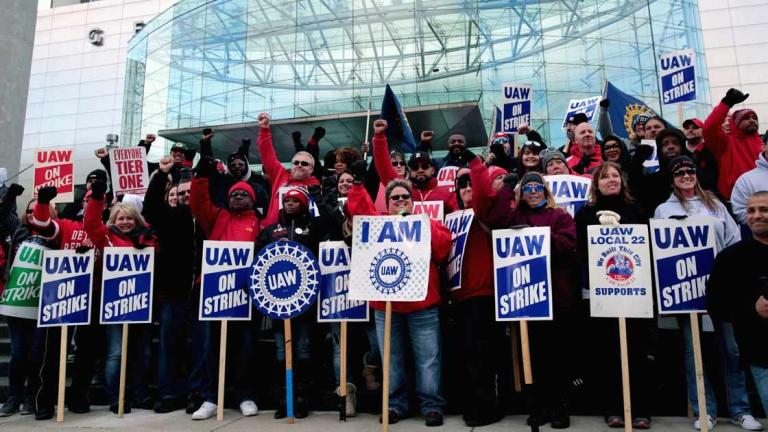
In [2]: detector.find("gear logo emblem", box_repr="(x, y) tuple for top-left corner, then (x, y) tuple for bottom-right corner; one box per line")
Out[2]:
(369, 248), (411, 295)
(250, 241), (319, 319)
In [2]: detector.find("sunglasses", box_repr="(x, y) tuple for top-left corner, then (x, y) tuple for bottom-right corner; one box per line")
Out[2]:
(409, 162), (431, 170)
(522, 183), (545, 194)
(177, 190), (190, 196)
(230, 190), (250, 198)
(604, 144), (621, 150)
(389, 193), (411, 201)
(457, 174), (471, 189)
(26, 209), (33, 215)
(292, 160), (311, 167)
(391, 161), (406, 167)
(673, 168), (697, 178)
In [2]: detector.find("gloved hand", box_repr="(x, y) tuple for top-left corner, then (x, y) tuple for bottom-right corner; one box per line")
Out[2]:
(597, 210), (621, 226)
(490, 143), (507, 158)
(600, 98), (610, 108)
(323, 151), (336, 172)
(195, 156), (218, 178)
(634, 142), (654, 160)
(574, 154), (594, 174)
(312, 127), (326, 141)
(307, 184), (322, 199)
(461, 148), (476, 163)
(668, 215), (688, 220)
(8, 183), (24, 197)
(511, 224), (530, 230)
(502, 173), (518, 190)
(183, 148), (197, 162)
(132, 242), (147, 250)
(37, 186), (58, 205)
(291, 131), (302, 145)
(722, 88), (749, 107)
(241, 137), (251, 148)
(350, 160), (367, 184)
(90, 181), (107, 201)
(75, 245), (91, 254)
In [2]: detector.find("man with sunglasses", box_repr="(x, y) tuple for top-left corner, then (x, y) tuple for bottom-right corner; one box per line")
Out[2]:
(256, 112), (321, 228)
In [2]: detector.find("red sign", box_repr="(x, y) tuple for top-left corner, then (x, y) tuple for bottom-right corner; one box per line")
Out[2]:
(110, 147), (149, 196)
(34, 149), (74, 203)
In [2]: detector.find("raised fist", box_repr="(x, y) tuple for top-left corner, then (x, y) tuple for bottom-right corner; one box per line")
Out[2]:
(8, 183), (24, 197)
(517, 123), (531, 135)
(159, 156), (174, 173)
(373, 119), (388, 135)
(420, 130), (434, 141)
(90, 181), (107, 200)
(600, 98), (610, 108)
(257, 112), (270, 128)
(722, 88), (749, 107)
(312, 127), (326, 141)
(94, 148), (108, 159)
(37, 186), (58, 205)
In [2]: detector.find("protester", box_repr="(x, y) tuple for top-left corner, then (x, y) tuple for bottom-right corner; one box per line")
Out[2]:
(682, 118), (719, 194)
(600, 134), (632, 174)
(596, 98), (644, 155)
(630, 128), (688, 216)
(419, 131), (474, 169)
(643, 116), (667, 140)
(702, 88), (763, 200)
(731, 134), (768, 224)
(541, 149), (575, 176)
(566, 122), (603, 175)
(561, 113), (589, 156)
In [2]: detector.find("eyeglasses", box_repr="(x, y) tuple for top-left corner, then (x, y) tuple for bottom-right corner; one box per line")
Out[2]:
(230, 190), (250, 198)
(177, 191), (190, 196)
(391, 161), (406, 167)
(292, 160), (311, 167)
(389, 193), (411, 201)
(673, 168), (697, 178)
(457, 174), (471, 189)
(409, 162), (431, 170)
(604, 144), (621, 150)
(26, 209), (33, 215)
(522, 183), (545, 194)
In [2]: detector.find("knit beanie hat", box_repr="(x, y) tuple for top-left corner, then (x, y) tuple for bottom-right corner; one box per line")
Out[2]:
(655, 128), (686, 148)
(540, 149), (567, 171)
(86, 169), (108, 182)
(283, 187), (309, 209)
(668, 155), (696, 174)
(227, 152), (249, 166)
(488, 166), (508, 180)
(228, 181), (256, 202)
(520, 172), (544, 188)
(733, 109), (757, 128)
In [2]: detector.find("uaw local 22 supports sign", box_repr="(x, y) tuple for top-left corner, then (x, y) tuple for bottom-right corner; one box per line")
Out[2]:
(650, 218), (716, 314)
(349, 214), (431, 302)
(317, 241), (368, 322)
(659, 49), (696, 105)
(501, 83), (532, 133)
(588, 225), (653, 318)
(200, 241), (253, 320)
(38, 250), (94, 327)
(34, 149), (74, 202)
(110, 147), (150, 196)
(492, 227), (552, 320)
(100, 247), (154, 324)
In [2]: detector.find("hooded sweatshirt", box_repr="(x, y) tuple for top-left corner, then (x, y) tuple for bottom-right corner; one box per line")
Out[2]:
(653, 194), (741, 252)
(703, 102), (764, 199)
(731, 152), (768, 224)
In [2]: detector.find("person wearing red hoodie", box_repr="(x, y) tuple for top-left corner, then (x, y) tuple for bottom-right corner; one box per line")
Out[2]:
(256, 112), (321, 228)
(703, 88), (763, 200)
(189, 155), (261, 420)
(373, 120), (455, 218)
(83, 180), (156, 415)
(345, 170), (451, 427)
(566, 122), (603, 175)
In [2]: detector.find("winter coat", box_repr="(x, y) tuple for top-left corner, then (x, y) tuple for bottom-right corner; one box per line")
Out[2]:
(566, 144), (603, 175)
(731, 153), (768, 224)
(84, 197), (157, 250)
(345, 183), (451, 314)
(190, 177), (260, 242)
(703, 102), (764, 199)
(653, 194), (740, 253)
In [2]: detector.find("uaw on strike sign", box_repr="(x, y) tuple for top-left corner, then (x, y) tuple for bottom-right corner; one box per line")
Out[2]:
(317, 241), (368, 322)
(545, 174), (591, 217)
(200, 241), (253, 320)
(100, 248), (154, 324)
(349, 214), (431, 301)
(659, 49), (696, 105)
(34, 149), (74, 203)
(501, 83), (532, 133)
(38, 250), (94, 327)
(110, 147), (150, 196)
(650, 218), (716, 314)
(587, 225), (653, 318)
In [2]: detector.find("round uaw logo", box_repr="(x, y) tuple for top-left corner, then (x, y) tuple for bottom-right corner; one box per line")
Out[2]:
(605, 253), (634, 282)
(250, 241), (319, 319)
(623, 103), (656, 139)
(369, 248), (411, 295)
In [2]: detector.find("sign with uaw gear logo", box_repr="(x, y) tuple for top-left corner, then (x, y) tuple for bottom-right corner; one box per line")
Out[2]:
(349, 214), (431, 302)
(250, 241), (319, 319)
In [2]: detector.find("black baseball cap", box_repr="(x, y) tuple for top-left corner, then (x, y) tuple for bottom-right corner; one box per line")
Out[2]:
(408, 151), (432, 167)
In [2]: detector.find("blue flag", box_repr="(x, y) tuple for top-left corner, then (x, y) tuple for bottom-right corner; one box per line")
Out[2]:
(602, 81), (658, 140)
(380, 84), (417, 153)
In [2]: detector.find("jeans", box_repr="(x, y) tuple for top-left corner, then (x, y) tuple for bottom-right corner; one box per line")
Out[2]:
(749, 365), (768, 415)
(104, 324), (152, 406)
(200, 318), (258, 404)
(677, 315), (718, 417)
(189, 318), (215, 403)
(374, 307), (445, 416)
(274, 316), (312, 362)
(6, 317), (45, 402)
(714, 320), (752, 418)
(157, 299), (186, 400)
(331, 320), (380, 386)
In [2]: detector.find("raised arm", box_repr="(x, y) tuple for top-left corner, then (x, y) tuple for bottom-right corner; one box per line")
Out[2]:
(372, 120), (399, 186)
(142, 157), (172, 227)
(189, 162), (221, 237)
(256, 113), (287, 183)
(83, 182), (109, 250)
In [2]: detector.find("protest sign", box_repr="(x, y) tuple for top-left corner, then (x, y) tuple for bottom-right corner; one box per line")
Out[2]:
(587, 224), (653, 318)
(544, 174), (591, 217)
(412, 200), (444, 222)
(250, 241), (319, 319)
(437, 166), (458, 189)
(501, 83), (532, 133)
(444, 209), (474, 291)
(650, 218), (716, 314)
(278, 186), (320, 218)
(561, 96), (601, 128)
(317, 241), (368, 322)
(109, 147), (150, 196)
(34, 149), (74, 202)
(492, 227), (552, 320)
(349, 214), (431, 301)
(200, 241), (253, 321)
(659, 49), (696, 105)
(640, 139), (660, 174)
(0, 243), (47, 319)
(38, 250), (94, 327)
(100, 247), (154, 324)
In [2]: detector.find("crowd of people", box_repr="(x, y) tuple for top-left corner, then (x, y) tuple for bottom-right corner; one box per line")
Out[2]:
(0, 87), (767, 431)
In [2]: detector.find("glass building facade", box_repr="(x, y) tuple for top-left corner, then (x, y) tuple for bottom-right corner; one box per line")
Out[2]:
(122, 0), (711, 155)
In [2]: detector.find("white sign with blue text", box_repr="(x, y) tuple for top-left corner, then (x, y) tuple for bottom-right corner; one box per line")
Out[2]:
(587, 225), (653, 318)
(200, 241), (253, 321)
(100, 247), (154, 324)
(501, 83), (532, 133)
(659, 49), (696, 105)
(544, 175), (591, 217)
(650, 218), (716, 314)
(317, 241), (368, 322)
(561, 96), (601, 128)
(38, 250), (94, 327)
(492, 227), (553, 321)
(444, 209), (474, 291)
(349, 214), (431, 302)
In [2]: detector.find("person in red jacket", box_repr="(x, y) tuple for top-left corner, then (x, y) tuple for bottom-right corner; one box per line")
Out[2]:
(83, 180), (156, 414)
(345, 172), (451, 427)
(703, 88), (763, 200)
(373, 120), (455, 219)
(257, 112), (321, 228)
(189, 155), (261, 420)
(566, 122), (603, 175)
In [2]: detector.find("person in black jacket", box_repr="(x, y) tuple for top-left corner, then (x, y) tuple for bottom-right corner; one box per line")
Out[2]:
(142, 156), (205, 414)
